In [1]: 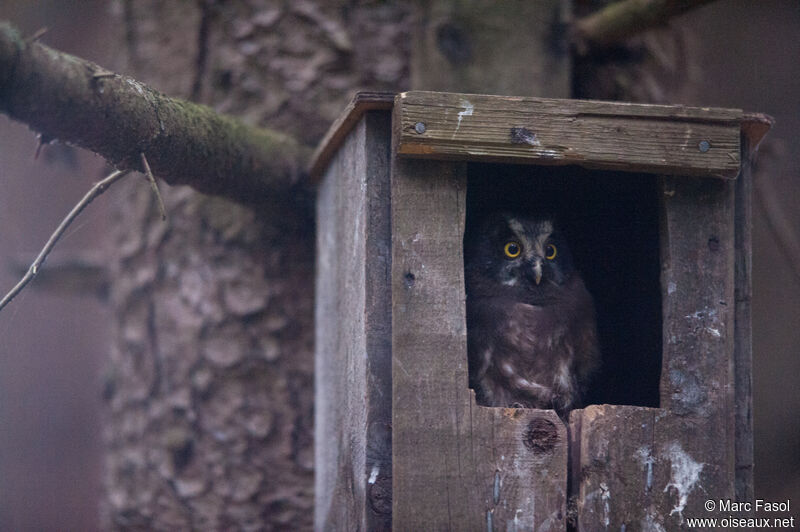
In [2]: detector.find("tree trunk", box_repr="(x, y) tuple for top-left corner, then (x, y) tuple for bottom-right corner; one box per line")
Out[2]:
(102, 2), (410, 529)
(411, 0), (570, 97)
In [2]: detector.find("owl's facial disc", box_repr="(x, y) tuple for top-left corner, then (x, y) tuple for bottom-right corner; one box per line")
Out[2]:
(504, 216), (556, 287)
(464, 214), (573, 296)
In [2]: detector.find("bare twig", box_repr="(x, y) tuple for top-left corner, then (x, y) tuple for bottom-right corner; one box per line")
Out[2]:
(24, 26), (48, 43)
(91, 70), (115, 80)
(140, 152), (167, 221)
(574, 0), (718, 53)
(0, 169), (132, 313)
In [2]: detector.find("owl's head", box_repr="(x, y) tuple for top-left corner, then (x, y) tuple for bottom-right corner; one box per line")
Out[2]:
(465, 212), (576, 302)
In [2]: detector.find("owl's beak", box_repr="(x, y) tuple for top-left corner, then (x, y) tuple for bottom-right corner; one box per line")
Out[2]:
(533, 260), (543, 285)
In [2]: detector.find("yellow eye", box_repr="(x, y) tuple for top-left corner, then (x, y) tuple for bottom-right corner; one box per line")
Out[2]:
(504, 241), (521, 259)
(546, 244), (557, 260)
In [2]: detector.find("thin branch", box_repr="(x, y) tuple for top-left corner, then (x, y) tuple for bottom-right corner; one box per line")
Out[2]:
(0, 21), (312, 204)
(574, 0), (718, 53)
(0, 169), (131, 313)
(140, 152), (167, 221)
(23, 26), (48, 43)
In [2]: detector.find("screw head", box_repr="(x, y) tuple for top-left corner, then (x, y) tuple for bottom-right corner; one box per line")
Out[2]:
(414, 122), (426, 134)
(698, 140), (711, 153)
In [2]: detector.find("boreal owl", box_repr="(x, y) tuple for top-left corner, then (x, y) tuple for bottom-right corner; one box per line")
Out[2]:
(464, 212), (600, 416)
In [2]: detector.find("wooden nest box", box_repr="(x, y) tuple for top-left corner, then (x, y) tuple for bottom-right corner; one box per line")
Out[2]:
(311, 91), (771, 531)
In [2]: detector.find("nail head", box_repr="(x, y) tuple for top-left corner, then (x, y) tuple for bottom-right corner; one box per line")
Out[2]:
(414, 122), (426, 134)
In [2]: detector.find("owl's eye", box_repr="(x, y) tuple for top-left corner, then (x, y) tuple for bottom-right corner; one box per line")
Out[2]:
(546, 244), (557, 260)
(503, 241), (522, 259)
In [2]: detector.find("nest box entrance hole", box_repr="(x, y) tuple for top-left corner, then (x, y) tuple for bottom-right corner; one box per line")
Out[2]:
(465, 162), (662, 408)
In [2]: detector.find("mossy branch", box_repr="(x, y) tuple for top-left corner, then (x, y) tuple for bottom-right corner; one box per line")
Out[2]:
(574, 0), (718, 53)
(0, 21), (312, 203)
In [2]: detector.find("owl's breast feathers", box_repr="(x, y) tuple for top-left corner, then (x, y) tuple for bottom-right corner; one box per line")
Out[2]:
(467, 275), (600, 414)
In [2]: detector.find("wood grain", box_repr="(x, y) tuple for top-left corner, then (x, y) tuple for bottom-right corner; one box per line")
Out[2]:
(308, 92), (394, 181)
(570, 406), (665, 530)
(657, 175), (737, 522)
(570, 405), (726, 529)
(315, 111), (393, 531)
(731, 114), (773, 504)
(734, 131), (754, 503)
(395, 91), (742, 178)
(390, 155), (567, 531)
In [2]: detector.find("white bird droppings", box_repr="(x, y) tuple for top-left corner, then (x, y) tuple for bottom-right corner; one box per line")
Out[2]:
(601, 482), (611, 527)
(663, 442), (704, 523)
(668, 281), (677, 294)
(635, 446), (655, 492)
(455, 99), (474, 133)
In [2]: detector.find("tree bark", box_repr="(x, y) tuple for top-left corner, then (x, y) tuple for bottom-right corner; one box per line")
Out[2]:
(411, 0), (570, 97)
(101, 1), (411, 529)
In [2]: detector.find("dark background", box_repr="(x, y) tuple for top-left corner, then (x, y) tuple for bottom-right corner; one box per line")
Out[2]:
(0, 1), (798, 529)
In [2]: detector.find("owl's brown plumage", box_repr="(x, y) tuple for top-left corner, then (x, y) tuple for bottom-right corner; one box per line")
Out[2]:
(465, 213), (600, 416)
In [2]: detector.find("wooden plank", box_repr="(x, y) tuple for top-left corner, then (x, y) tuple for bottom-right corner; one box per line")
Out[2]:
(571, 405), (734, 529)
(733, 127), (756, 503)
(570, 406), (666, 530)
(735, 114), (772, 505)
(658, 174), (736, 525)
(391, 154), (567, 531)
(730, 114), (771, 504)
(395, 91), (742, 178)
(362, 112), (394, 530)
(659, 174), (735, 425)
(308, 91), (395, 182)
(315, 111), (393, 531)
(732, 113), (771, 504)
(658, 174), (737, 519)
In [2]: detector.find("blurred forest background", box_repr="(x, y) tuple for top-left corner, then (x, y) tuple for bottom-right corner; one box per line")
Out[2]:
(0, 1), (798, 529)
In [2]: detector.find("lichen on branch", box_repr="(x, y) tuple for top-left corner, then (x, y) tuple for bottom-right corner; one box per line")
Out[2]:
(0, 21), (312, 203)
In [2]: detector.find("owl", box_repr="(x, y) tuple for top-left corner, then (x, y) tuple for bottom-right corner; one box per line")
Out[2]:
(464, 212), (600, 416)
